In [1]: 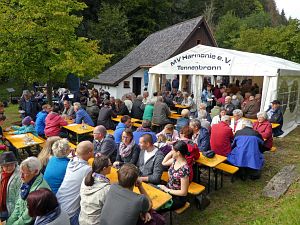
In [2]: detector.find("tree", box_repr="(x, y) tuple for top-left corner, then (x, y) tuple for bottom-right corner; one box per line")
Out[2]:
(0, 0), (110, 104)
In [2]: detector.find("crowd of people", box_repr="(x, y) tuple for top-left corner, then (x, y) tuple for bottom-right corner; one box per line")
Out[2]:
(0, 79), (285, 225)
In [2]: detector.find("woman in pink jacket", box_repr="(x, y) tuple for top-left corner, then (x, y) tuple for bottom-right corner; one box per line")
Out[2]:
(253, 111), (273, 151)
(45, 106), (68, 137)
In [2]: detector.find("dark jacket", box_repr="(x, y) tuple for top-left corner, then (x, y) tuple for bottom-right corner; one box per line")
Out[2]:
(152, 102), (171, 126)
(172, 79), (179, 89)
(137, 149), (164, 184)
(266, 106), (284, 137)
(196, 127), (210, 152)
(94, 134), (117, 162)
(224, 103), (235, 116)
(227, 127), (264, 170)
(131, 99), (144, 119)
(97, 106), (116, 130)
(176, 117), (189, 132)
(242, 100), (260, 119)
(19, 97), (39, 121)
(116, 143), (140, 165)
(114, 103), (129, 115)
(86, 101), (99, 125)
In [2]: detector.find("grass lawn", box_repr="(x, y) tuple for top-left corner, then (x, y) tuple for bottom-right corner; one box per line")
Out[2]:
(2, 103), (300, 225)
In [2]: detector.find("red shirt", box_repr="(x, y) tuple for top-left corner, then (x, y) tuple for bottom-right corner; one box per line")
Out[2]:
(253, 120), (273, 149)
(210, 122), (234, 156)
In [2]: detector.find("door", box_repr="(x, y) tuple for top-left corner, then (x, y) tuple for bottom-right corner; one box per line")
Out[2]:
(132, 77), (142, 96)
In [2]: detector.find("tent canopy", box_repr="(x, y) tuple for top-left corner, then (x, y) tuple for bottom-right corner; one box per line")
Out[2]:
(149, 45), (300, 76)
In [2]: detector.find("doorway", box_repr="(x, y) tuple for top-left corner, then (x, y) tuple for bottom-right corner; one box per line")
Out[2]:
(132, 77), (142, 96)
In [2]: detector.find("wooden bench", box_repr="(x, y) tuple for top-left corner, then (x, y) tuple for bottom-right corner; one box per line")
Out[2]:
(170, 202), (190, 225)
(215, 163), (239, 189)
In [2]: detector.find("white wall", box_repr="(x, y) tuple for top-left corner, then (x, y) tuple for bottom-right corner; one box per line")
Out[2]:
(94, 69), (146, 98)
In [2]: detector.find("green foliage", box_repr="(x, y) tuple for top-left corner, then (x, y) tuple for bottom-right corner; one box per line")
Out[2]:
(234, 20), (300, 63)
(0, 0), (111, 85)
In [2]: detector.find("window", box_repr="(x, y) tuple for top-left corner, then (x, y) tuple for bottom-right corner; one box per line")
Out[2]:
(289, 80), (298, 113)
(196, 39), (201, 45)
(277, 80), (289, 114)
(123, 81), (130, 88)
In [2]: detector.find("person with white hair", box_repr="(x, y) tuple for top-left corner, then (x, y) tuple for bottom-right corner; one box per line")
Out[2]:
(230, 109), (245, 133)
(7, 157), (50, 225)
(43, 139), (71, 193)
(224, 96), (235, 116)
(253, 111), (273, 151)
(227, 120), (264, 180)
(210, 115), (234, 156)
(74, 102), (94, 126)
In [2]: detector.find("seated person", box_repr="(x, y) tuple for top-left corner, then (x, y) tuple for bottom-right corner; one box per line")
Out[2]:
(173, 91), (183, 104)
(176, 109), (190, 132)
(74, 102), (94, 126)
(6, 157), (50, 225)
(131, 95), (144, 120)
(189, 119), (210, 152)
(227, 120), (264, 180)
(230, 109), (245, 133)
(224, 96), (235, 116)
(137, 134), (164, 185)
(211, 108), (226, 125)
(12, 116), (37, 136)
(43, 139), (70, 193)
(113, 129), (140, 168)
(266, 100), (284, 137)
(142, 99), (155, 122)
(156, 124), (179, 143)
(133, 120), (157, 144)
(35, 104), (51, 137)
(242, 95), (260, 119)
(197, 103), (211, 123)
(181, 92), (197, 116)
(62, 100), (75, 119)
(97, 100), (117, 130)
(86, 98), (100, 126)
(114, 99), (129, 115)
(210, 115), (234, 156)
(179, 126), (200, 181)
(93, 125), (117, 163)
(45, 106), (68, 137)
(210, 101), (222, 119)
(152, 96), (171, 126)
(114, 115), (131, 144)
(154, 134), (172, 156)
(158, 141), (190, 211)
(99, 164), (152, 225)
(253, 112), (273, 151)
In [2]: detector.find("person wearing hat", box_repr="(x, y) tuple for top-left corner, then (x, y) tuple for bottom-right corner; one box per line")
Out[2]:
(11, 116), (37, 136)
(0, 152), (22, 221)
(266, 100), (284, 137)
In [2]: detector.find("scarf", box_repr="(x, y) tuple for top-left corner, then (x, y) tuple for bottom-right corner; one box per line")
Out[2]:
(119, 139), (135, 158)
(136, 127), (152, 132)
(20, 174), (38, 200)
(0, 171), (13, 211)
(34, 206), (61, 225)
(92, 172), (110, 183)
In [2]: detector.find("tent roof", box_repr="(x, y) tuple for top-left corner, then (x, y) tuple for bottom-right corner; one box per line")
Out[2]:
(149, 45), (300, 76)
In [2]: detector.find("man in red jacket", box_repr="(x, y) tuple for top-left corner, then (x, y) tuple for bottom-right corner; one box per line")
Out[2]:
(210, 115), (233, 156)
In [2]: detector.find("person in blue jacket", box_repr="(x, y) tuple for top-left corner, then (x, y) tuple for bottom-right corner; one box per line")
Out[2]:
(35, 104), (52, 137)
(266, 100), (284, 137)
(189, 119), (210, 152)
(73, 102), (94, 126)
(227, 120), (264, 180)
(133, 120), (157, 144)
(114, 115), (131, 144)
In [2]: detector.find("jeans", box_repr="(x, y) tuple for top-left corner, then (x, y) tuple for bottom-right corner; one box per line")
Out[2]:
(0, 211), (8, 222)
(69, 208), (80, 225)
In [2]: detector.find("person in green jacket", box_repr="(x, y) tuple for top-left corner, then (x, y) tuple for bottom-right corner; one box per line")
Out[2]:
(6, 157), (50, 225)
(142, 99), (155, 121)
(0, 152), (22, 221)
(11, 116), (38, 137)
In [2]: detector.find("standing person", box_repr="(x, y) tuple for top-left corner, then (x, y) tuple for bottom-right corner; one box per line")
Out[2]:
(152, 96), (171, 126)
(189, 119), (210, 152)
(253, 112), (273, 151)
(56, 141), (93, 225)
(165, 79), (172, 92)
(172, 75), (179, 90)
(137, 134), (164, 185)
(142, 99), (155, 122)
(35, 104), (52, 138)
(97, 100), (117, 130)
(93, 125), (117, 163)
(74, 102), (94, 126)
(99, 164), (152, 225)
(86, 98), (100, 126)
(27, 188), (70, 225)
(62, 100), (75, 119)
(0, 152), (22, 222)
(131, 95), (144, 120)
(266, 100), (284, 137)
(44, 106), (68, 137)
(114, 115), (132, 144)
(210, 115), (234, 156)
(43, 139), (70, 194)
(201, 84), (213, 112)
(19, 90), (39, 120)
(158, 141), (190, 211)
(79, 156), (111, 225)
(113, 129), (140, 168)
(6, 157), (50, 225)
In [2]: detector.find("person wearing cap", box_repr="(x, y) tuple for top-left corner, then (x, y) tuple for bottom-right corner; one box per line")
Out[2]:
(0, 152), (22, 221)
(11, 116), (37, 136)
(6, 157), (50, 225)
(266, 100), (284, 137)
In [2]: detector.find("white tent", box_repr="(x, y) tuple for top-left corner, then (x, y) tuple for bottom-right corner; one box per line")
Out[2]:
(148, 45), (300, 135)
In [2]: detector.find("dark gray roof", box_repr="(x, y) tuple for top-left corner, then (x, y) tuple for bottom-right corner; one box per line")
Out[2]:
(90, 16), (212, 86)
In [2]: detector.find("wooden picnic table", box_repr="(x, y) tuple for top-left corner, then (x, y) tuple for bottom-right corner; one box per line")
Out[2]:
(107, 130), (114, 135)
(231, 117), (280, 129)
(3, 132), (45, 149)
(175, 104), (190, 109)
(107, 167), (172, 210)
(112, 115), (143, 123)
(63, 123), (94, 144)
(196, 152), (227, 193)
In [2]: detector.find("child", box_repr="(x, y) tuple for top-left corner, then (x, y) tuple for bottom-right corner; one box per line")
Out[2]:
(12, 116), (38, 136)
(156, 124), (179, 144)
(154, 134), (172, 156)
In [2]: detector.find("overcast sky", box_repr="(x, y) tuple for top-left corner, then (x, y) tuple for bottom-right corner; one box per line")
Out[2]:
(275, 0), (300, 19)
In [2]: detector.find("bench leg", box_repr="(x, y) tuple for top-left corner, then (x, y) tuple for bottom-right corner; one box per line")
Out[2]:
(169, 211), (173, 225)
(221, 171), (223, 188)
(214, 169), (218, 191)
